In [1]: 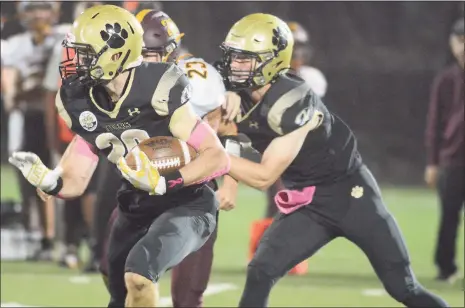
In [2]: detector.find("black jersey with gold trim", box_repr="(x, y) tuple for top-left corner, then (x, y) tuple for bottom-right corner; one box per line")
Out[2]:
(56, 62), (191, 161)
(56, 62), (206, 217)
(237, 73), (362, 188)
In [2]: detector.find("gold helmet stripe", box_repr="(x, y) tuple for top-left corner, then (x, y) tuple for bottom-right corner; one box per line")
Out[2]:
(135, 9), (152, 23)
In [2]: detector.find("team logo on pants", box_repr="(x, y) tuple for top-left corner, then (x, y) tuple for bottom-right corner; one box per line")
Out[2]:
(79, 111), (98, 132)
(351, 186), (364, 199)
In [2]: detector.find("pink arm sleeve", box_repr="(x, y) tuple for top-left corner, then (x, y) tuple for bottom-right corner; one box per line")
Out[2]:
(186, 121), (230, 184)
(74, 135), (99, 162)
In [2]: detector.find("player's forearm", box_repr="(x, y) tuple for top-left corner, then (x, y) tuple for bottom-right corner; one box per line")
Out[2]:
(222, 173), (239, 190)
(179, 145), (230, 185)
(56, 136), (99, 198)
(228, 155), (275, 191)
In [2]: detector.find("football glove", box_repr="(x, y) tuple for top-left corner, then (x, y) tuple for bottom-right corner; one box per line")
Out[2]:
(117, 147), (166, 195)
(8, 151), (63, 192)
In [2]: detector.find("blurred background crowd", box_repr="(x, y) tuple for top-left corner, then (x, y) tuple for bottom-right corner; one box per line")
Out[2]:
(0, 1), (463, 306)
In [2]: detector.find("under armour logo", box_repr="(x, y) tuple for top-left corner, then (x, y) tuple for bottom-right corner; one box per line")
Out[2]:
(128, 108), (140, 116)
(249, 121), (259, 129)
(168, 178), (184, 188)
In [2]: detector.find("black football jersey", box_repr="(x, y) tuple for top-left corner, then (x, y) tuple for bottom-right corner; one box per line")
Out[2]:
(237, 73), (362, 188)
(56, 62), (207, 217)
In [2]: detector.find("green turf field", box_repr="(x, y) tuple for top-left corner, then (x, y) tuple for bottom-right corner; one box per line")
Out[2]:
(1, 165), (464, 307)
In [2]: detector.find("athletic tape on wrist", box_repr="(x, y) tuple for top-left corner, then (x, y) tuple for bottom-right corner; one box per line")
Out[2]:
(44, 177), (63, 196)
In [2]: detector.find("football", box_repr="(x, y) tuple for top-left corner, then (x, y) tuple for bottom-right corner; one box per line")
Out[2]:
(124, 136), (198, 175)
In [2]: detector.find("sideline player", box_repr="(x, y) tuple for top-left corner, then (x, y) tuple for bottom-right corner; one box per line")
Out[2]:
(2, 0), (65, 260)
(9, 5), (230, 307)
(216, 13), (449, 308)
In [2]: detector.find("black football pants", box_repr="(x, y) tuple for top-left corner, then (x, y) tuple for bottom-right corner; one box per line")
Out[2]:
(239, 165), (448, 308)
(106, 188), (218, 308)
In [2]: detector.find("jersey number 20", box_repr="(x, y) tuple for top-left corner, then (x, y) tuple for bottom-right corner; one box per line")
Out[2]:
(95, 129), (149, 164)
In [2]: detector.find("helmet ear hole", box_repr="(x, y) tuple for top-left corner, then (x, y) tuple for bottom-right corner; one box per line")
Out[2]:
(111, 52), (122, 61)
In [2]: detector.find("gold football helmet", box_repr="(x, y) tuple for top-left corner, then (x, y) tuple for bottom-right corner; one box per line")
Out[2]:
(60, 4), (144, 85)
(219, 13), (294, 89)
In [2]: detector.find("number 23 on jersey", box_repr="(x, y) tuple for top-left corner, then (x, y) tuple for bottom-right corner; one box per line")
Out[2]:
(185, 61), (208, 79)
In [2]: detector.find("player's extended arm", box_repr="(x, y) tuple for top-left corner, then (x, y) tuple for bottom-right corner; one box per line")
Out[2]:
(228, 117), (320, 191)
(9, 135), (98, 200)
(169, 103), (230, 186)
(55, 135), (99, 198)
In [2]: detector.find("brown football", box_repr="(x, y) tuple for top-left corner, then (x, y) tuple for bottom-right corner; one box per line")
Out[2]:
(125, 136), (198, 176)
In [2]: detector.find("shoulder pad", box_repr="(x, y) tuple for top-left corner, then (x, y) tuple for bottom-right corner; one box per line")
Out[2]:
(150, 63), (191, 116)
(60, 75), (88, 102)
(268, 83), (324, 135)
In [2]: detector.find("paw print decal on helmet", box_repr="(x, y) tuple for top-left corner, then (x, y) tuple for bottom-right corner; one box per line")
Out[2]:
(100, 23), (129, 49)
(272, 27), (288, 53)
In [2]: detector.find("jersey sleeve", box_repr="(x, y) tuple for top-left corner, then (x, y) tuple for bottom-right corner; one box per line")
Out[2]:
(268, 87), (324, 135)
(167, 72), (193, 115)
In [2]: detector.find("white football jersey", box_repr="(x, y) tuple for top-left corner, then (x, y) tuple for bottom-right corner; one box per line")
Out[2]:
(3, 24), (70, 99)
(177, 56), (226, 118)
(297, 66), (327, 98)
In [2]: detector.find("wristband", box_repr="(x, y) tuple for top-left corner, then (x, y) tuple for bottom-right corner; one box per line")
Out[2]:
(164, 170), (184, 193)
(44, 177), (63, 196)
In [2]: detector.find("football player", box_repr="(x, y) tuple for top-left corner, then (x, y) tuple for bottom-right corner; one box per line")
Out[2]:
(248, 20), (329, 276)
(96, 9), (242, 307)
(217, 13), (449, 307)
(9, 5), (230, 308)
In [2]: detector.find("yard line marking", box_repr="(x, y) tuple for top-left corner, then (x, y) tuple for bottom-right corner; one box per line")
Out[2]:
(1, 283), (237, 308)
(362, 288), (386, 297)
